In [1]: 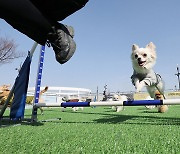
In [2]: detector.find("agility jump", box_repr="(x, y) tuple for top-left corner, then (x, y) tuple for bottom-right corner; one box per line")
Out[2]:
(30, 44), (179, 121)
(1, 42), (179, 122)
(34, 99), (180, 108)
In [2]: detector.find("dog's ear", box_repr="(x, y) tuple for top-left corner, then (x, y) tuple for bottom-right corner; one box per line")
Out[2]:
(132, 44), (139, 51)
(146, 42), (156, 50)
(146, 42), (157, 59)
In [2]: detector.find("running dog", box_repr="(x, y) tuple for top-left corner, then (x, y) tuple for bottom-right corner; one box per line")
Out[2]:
(131, 42), (168, 113)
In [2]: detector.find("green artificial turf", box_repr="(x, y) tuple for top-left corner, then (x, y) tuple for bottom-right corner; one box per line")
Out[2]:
(0, 105), (180, 154)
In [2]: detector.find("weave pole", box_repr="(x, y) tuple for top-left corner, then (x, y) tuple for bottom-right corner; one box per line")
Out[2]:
(34, 99), (180, 108)
(31, 45), (45, 122)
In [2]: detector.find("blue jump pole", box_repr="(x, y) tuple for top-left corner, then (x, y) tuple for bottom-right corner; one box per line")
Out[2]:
(31, 45), (45, 122)
(34, 98), (180, 108)
(123, 100), (163, 106)
(60, 100), (163, 107)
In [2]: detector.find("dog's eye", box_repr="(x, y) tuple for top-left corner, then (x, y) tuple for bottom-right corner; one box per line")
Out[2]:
(143, 53), (147, 57)
(134, 54), (138, 59)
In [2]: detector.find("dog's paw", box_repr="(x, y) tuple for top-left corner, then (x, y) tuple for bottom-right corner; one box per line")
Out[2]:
(158, 105), (168, 113)
(136, 81), (146, 92)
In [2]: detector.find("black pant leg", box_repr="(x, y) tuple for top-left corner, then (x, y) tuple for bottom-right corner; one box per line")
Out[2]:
(0, 0), (89, 44)
(30, 0), (89, 21)
(0, 0), (52, 44)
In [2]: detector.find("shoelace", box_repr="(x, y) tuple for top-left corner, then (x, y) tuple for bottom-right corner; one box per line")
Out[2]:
(46, 26), (71, 51)
(46, 40), (51, 47)
(46, 27), (63, 50)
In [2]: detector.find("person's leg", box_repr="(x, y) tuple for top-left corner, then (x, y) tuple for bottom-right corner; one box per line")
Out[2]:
(0, 0), (89, 64)
(0, 0), (53, 45)
(0, 0), (76, 63)
(30, 0), (89, 21)
(29, 0), (89, 64)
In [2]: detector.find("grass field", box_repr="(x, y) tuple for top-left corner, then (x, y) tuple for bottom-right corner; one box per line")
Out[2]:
(0, 105), (180, 154)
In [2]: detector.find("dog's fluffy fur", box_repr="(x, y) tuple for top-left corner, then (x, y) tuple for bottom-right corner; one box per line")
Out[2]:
(131, 42), (168, 113)
(155, 91), (168, 113)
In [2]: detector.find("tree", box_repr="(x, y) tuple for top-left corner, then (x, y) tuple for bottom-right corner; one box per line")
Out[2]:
(0, 37), (24, 64)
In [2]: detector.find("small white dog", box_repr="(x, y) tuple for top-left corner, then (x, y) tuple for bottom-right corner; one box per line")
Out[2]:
(131, 42), (168, 113)
(112, 94), (127, 112)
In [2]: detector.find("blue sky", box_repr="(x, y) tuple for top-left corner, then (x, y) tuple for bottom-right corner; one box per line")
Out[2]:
(0, 0), (180, 93)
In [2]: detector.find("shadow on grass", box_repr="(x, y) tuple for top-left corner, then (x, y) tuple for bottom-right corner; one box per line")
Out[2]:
(0, 117), (44, 127)
(94, 115), (180, 125)
(66, 110), (180, 126)
(7, 107), (179, 126)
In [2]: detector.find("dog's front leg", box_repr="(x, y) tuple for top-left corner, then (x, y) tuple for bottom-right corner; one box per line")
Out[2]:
(136, 81), (146, 92)
(134, 78), (139, 89)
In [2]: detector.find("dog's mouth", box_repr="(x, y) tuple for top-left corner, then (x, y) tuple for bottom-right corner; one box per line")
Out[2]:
(138, 60), (146, 67)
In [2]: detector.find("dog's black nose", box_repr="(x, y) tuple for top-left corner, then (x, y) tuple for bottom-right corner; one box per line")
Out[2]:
(137, 57), (141, 61)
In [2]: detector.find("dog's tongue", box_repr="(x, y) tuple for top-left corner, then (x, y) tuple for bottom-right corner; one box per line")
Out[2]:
(138, 61), (145, 66)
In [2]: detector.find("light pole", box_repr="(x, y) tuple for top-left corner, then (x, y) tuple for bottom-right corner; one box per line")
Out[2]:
(103, 84), (107, 101)
(175, 64), (180, 91)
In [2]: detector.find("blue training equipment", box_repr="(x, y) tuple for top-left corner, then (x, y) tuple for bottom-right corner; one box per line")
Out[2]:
(34, 98), (180, 108)
(0, 42), (38, 120)
(31, 45), (45, 122)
